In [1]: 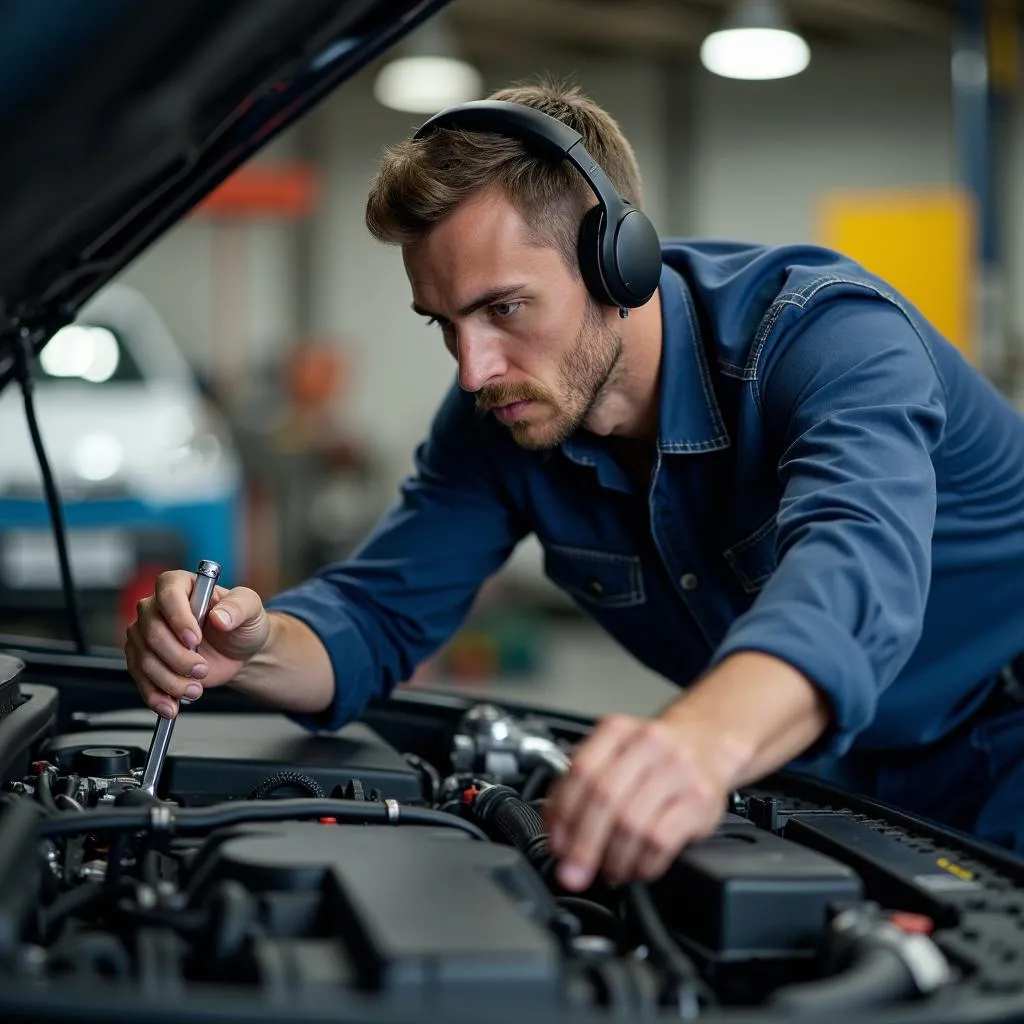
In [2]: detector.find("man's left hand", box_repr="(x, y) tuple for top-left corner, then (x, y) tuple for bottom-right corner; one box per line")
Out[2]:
(543, 711), (733, 892)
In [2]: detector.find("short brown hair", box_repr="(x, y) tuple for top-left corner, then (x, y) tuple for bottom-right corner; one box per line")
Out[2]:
(364, 78), (645, 274)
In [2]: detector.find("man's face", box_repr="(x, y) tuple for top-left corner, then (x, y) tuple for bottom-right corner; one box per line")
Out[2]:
(403, 189), (623, 450)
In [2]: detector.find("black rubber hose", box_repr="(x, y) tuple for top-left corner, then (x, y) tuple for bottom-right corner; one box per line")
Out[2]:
(769, 945), (917, 1012)
(521, 764), (556, 802)
(203, 880), (256, 967)
(625, 881), (708, 1018)
(34, 770), (59, 815)
(557, 896), (619, 937)
(470, 784), (554, 876)
(474, 784), (546, 847)
(39, 881), (136, 942)
(247, 771), (325, 800)
(35, 797), (487, 841)
(404, 753), (441, 805)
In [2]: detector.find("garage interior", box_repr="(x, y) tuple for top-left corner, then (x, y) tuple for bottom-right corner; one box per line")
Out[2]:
(1, 0), (1021, 723)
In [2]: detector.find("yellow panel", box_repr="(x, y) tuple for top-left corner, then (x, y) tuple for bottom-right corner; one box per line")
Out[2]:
(817, 188), (977, 363)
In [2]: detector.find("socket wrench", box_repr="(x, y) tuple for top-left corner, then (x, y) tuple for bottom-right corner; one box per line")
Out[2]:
(139, 559), (221, 796)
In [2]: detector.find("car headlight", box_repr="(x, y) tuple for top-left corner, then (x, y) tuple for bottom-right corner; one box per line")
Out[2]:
(70, 432), (123, 482)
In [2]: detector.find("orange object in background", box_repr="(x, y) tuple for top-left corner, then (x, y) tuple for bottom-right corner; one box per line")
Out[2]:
(195, 164), (320, 218)
(818, 188), (977, 363)
(286, 345), (345, 408)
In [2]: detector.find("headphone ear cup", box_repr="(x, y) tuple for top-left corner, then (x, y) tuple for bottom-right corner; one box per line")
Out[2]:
(614, 209), (662, 306)
(577, 205), (615, 307)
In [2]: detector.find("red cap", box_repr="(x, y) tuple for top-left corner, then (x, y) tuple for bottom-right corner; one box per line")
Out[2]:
(889, 911), (935, 934)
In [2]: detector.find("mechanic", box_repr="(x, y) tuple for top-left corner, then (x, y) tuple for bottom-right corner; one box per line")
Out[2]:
(125, 80), (1024, 892)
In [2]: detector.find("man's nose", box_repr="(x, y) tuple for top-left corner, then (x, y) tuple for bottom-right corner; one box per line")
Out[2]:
(456, 332), (507, 393)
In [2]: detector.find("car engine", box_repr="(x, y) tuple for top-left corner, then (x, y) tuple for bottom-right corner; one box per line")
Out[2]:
(3, 651), (1024, 1023)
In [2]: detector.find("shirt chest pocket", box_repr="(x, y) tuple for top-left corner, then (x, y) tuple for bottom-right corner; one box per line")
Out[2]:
(542, 542), (646, 609)
(723, 514), (777, 594)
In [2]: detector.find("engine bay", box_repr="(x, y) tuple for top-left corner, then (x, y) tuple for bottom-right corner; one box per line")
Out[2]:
(3, 651), (1024, 1023)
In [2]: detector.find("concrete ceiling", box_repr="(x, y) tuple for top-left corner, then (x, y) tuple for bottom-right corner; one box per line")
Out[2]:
(447, 0), (971, 62)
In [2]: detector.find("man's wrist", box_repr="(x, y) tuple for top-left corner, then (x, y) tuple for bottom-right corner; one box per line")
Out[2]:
(657, 689), (757, 790)
(658, 651), (831, 790)
(229, 611), (282, 693)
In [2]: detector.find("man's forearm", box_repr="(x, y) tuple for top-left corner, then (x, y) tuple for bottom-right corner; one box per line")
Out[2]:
(659, 650), (831, 789)
(230, 612), (335, 716)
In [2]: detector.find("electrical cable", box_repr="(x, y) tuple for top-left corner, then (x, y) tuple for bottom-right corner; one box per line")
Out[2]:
(12, 327), (87, 653)
(625, 881), (711, 1018)
(35, 797), (488, 841)
(556, 896), (619, 938)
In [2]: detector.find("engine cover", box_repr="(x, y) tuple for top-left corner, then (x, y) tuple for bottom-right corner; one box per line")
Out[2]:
(41, 711), (422, 804)
(185, 821), (563, 1003)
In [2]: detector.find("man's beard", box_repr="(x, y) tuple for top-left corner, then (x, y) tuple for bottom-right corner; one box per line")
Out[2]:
(475, 300), (623, 451)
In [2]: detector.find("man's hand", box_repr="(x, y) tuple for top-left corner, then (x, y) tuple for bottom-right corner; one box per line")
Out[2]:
(544, 652), (832, 892)
(544, 712), (734, 891)
(124, 570), (270, 720)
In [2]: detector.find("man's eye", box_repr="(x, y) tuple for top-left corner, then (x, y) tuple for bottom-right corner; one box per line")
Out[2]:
(491, 302), (520, 318)
(425, 317), (450, 331)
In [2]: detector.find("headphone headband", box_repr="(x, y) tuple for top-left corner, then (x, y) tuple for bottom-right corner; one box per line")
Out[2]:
(414, 101), (625, 223)
(412, 99), (661, 309)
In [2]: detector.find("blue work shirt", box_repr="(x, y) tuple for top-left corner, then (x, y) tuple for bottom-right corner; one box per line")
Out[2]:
(267, 240), (1024, 760)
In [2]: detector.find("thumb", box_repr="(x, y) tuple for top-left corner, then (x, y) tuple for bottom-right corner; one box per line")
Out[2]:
(206, 586), (264, 633)
(208, 604), (236, 630)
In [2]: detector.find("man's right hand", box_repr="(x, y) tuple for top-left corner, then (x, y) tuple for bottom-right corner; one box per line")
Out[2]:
(124, 569), (270, 720)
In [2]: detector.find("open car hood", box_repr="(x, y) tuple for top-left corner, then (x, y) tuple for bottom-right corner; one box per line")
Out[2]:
(0, 0), (448, 393)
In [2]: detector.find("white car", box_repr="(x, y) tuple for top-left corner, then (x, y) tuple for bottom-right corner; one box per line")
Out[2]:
(0, 284), (242, 626)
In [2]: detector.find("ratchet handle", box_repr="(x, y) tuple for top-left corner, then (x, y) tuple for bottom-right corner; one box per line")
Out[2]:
(139, 559), (222, 795)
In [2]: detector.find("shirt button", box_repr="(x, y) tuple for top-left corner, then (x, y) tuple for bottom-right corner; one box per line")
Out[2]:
(679, 573), (699, 591)
(587, 580), (604, 597)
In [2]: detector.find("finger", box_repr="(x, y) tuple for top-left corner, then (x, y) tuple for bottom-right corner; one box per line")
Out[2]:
(635, 799), (708, 882)
(134, 609), (208, 680)
(546, 715), (638, 853)
(125, 636), (180, 720)
(600, 769), (680, 886)
(555, 729), (663, 892)
(155, 569), (205, 648)
(206, 586), (264, 633)
(125, 632), (205, 709)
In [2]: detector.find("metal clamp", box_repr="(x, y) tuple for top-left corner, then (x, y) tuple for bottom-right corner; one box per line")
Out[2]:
(149, 804), (174, 832)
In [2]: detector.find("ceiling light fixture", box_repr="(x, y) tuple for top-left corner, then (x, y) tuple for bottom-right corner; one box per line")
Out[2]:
(700, 0), (811, 81)
(374, 14), (483, 115)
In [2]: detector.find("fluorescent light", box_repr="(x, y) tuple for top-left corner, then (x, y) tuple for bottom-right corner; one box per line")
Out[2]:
(374, 54), (483, 114)
(700, 0), (810, 81)
(701, 27), (810, 80)
(374, 12), (482, 114)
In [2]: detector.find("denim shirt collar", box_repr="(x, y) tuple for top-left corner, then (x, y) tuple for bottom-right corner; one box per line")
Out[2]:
(559, 262), (730, 491)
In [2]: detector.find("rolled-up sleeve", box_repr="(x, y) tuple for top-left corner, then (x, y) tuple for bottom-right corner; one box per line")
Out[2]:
(266, 383), (527, 730)
(711, 296), (947, 757)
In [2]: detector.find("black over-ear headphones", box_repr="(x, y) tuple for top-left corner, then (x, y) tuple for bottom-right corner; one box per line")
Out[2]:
(413, 100), (663, 311)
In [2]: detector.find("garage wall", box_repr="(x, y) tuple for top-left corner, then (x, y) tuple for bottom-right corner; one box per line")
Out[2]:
(114, 37), (1024, 539)
(688, 41), (955, 244)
